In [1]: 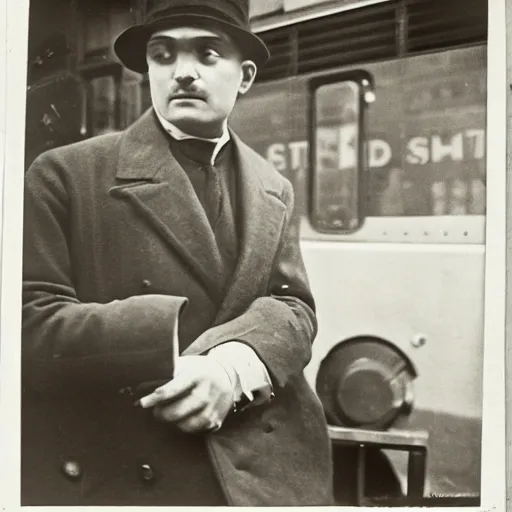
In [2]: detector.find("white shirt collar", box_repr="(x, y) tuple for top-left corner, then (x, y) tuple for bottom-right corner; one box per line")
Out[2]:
(154, 108), (230, 165)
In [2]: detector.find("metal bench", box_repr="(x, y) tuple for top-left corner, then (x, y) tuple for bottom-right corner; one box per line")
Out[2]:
(328, 425), (429, 506)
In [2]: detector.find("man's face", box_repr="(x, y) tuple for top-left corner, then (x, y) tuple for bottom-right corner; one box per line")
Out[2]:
(146, 25), (257, 138)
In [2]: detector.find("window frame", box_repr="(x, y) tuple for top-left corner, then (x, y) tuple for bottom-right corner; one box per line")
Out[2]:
(308, 69), (374, 234)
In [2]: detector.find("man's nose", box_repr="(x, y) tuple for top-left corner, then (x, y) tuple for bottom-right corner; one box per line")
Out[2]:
(173, 55), (199, 85)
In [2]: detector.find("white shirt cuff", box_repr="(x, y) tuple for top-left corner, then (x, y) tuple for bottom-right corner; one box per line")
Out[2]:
(208, 342), (273, 407)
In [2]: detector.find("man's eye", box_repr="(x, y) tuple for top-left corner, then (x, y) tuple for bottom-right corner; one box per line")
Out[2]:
(201, 47), (221, 60)
(148, 47), (173, 63)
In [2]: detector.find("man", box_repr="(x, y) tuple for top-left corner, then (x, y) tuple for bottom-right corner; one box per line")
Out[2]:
(21, 0), (333, 506)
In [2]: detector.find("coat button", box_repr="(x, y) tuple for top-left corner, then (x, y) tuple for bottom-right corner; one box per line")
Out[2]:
(61, 459), (82, 480)
(138, 463), (156, 484)
(141, 279), (152, 289)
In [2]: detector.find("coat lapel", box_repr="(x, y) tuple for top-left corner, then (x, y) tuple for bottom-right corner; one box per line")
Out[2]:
(213, 132), (288, 326)
(108, 109), (224, 300)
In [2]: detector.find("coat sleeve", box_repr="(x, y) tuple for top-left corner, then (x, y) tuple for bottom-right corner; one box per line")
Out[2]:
(184, 180), (317, 390)
(22, 153), (187, 395)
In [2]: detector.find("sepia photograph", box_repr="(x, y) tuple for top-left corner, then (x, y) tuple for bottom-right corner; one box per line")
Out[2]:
(0, 0), (507, 509)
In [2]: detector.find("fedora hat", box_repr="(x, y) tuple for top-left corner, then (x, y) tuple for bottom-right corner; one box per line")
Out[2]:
(114, 0), (270, 74)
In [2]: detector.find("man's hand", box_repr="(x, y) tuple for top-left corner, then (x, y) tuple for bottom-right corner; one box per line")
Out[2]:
(139, 355), (234, 433)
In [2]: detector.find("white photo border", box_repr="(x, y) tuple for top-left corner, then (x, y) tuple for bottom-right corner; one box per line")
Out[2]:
(0, 0), (507, 510)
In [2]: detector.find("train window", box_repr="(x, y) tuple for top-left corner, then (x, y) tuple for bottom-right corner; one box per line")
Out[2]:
(311, 78), (368, 233)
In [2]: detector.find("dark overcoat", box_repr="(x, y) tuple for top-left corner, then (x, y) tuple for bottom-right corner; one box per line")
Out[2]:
(21, 109), (334, 506)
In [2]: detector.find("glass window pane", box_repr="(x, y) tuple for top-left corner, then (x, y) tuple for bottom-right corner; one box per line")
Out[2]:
(313, 80), (361, 231)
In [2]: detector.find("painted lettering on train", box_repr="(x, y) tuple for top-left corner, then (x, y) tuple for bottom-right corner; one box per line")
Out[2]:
(266, 129), (485, 172)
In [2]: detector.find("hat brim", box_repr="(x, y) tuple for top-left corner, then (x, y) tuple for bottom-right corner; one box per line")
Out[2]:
(113, 14), (270, 74)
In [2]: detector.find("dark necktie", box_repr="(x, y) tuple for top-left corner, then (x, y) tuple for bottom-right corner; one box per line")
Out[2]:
(174, 138), (223, 228)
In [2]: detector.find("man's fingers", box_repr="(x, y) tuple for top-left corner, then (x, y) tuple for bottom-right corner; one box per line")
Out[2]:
(153, 396), (207, 424)
(139, 372), (196, 408)
(138, 355), (234, 434)
(176, 408), (221, 433)
(173, 393), (227, 433)
(152, 388), (223, 431)
(152, 386), (214, 423)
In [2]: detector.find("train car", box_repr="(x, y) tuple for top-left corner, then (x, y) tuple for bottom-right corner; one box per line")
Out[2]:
(229, 0), (487, 498)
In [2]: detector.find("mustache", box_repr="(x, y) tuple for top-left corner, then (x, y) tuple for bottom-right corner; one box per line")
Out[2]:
(169, 89), (207, 101)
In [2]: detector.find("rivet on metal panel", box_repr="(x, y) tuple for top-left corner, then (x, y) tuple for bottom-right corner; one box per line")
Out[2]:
(411, 334), (427, 348)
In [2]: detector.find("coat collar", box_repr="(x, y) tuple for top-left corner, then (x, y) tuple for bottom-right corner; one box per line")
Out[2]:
(115, 108), (172, 181)
(114, 108), (284, 195)
(110, 109), (288, 313)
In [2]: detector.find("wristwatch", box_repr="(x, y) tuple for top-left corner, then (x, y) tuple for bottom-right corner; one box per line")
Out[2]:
(233, 388), (275, 414)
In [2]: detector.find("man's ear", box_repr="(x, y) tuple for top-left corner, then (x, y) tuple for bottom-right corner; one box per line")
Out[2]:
(238, 60), (257, 95)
